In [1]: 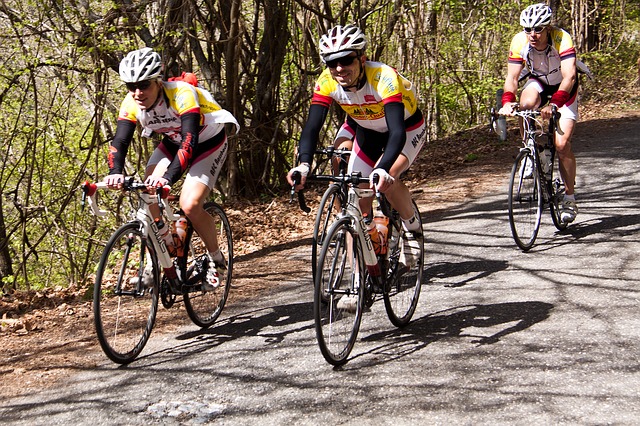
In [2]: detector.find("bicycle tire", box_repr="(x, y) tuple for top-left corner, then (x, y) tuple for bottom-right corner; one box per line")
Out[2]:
(314, 217), (364, 366)
(384, 200), (424, 327)
(508, 149), (543, 251)
(183, 202), (233, 328)
(312, 183), (344, 283)
(548, 151), (568, 231)
(93, 221), (159, 364)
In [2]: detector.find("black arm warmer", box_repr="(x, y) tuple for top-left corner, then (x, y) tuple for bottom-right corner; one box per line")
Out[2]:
(298, 104), (329, 164)
(162, 112), (201, 185)
(376, 102), (406, 171)
(108, 120), (137, 175)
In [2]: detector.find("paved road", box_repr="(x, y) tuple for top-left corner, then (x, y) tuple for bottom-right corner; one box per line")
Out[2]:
(1, 115), (639, 425)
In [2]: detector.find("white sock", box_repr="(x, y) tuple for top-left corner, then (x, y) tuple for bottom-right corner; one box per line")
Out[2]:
(402, 214), (421, 232)
(564, 194), (576, 202)
(209, 250), (225, 265)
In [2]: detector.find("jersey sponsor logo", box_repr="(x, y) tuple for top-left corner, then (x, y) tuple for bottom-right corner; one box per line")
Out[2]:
(408, 124), (426, 149)
(210, 140), (228, 175)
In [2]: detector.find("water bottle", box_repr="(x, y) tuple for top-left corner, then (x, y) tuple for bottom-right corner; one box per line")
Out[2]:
(171, 216), (188, 257)
(373, 215), (389, 255)
(365, 213), (382, 254)
(155, 218), (175, 256)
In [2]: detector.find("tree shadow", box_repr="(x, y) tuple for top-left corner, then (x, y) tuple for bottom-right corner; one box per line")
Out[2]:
(413, 301), (553, 345)
(354, 301), (554, 367)
(128, 300), (315, 367)
(425, 259), (509, 288)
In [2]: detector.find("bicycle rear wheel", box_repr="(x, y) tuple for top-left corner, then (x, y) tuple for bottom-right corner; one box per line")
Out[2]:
(548, 152), (568, 231)
(183, 202), (233, 328)
(384, 201), (424, 327)
(94, 222), (159, 364)
(508, 150), (543, 251)
(312, 183), (344, 282)
(314, 217), (364, 366)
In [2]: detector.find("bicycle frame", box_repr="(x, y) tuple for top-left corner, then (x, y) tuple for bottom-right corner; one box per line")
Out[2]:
(83, 180), (182, 282)
(515, 110), (559, 200)
(340, 185), (381, 275)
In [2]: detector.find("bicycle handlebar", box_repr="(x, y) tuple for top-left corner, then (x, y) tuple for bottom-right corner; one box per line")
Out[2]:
(314, 147), (351, 158)
(490, 105), (562, 136)
(81, 178), (175, 219)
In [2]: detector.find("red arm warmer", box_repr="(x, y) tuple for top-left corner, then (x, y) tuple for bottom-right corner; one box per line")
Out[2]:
(550, 90), (570, 108)
(501, 91), (516, 106)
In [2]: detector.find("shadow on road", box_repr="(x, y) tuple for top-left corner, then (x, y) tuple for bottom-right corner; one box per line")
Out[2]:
(426, 260), (509, 288)
(355, 301), (554, 367)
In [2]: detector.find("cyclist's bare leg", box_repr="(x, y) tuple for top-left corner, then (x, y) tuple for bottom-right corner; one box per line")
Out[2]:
(555, 118), (576, 196)
(383, 154), (415, 220)
(146, 163), (219, 254)
(332, 137), (353, 175)
(356, 154), (415, 220)
(179, 179), (219, 254)
(517, 85), (542, 138)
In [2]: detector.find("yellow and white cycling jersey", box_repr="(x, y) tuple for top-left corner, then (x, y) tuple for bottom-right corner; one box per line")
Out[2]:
(118, 80), (238, 143)
(508, 27), (576, 86)
(311, 61), (419, 132)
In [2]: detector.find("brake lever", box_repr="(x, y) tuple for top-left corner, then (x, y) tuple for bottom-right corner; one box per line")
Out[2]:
(289, 171), (311, 213)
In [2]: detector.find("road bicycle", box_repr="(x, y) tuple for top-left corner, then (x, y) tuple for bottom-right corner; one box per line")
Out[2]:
(295, 172), (424, 365)
(81, 178), (233, 364)
(491, 106), (567, 251)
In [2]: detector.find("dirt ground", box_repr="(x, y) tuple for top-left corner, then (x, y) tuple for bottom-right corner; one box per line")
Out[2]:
(0, 103), (637, 399)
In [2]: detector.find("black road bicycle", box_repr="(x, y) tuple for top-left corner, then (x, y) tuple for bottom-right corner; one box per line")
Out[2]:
(491, 106), (568, 250)
(294, 173), (424, 366)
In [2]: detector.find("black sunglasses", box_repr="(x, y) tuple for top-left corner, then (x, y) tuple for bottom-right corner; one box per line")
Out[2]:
(126, 80), (153, 92)
(326, 54), (358, 69)
(523, 26), (545, 34)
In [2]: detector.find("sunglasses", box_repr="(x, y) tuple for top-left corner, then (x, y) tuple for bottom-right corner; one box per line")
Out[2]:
(126, 80), (153, 92)
(326, 54), (358, 69)
(523, 26), (545, 34)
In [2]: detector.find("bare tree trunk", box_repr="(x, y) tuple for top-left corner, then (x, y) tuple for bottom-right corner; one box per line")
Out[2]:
(0, 195), (15, 292)
(224, 0), (242, 198)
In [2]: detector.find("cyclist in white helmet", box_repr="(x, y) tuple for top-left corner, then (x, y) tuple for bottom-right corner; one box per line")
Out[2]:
(499, 3), (580, 223)
(287, 24), (426, 265)
(103, 47), (239, 290)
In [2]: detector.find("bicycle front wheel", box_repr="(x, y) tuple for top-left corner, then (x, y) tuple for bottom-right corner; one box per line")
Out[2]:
(94, 222), (159, 364)
(183, 202), (233, 328)
(384, 201), (424, 327)
(508, 150), (542, 251)
(314, 217), (364, 366)
(312, 183), (344, 283)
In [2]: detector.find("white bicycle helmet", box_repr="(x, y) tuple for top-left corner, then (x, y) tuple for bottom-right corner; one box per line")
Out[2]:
(319, 24), (367, 62)
(119, 47), (163, 83)
(520, 3), (553, 28)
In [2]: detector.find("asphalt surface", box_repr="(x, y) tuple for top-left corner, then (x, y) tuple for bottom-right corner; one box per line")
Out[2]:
(1, 114), (639, 425)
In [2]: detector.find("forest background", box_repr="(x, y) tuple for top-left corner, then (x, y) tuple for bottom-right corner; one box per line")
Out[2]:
(0, 0), (638, 292)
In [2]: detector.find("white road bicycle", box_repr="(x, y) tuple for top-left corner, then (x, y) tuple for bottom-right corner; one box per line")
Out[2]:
(82, 178), (233, 364)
